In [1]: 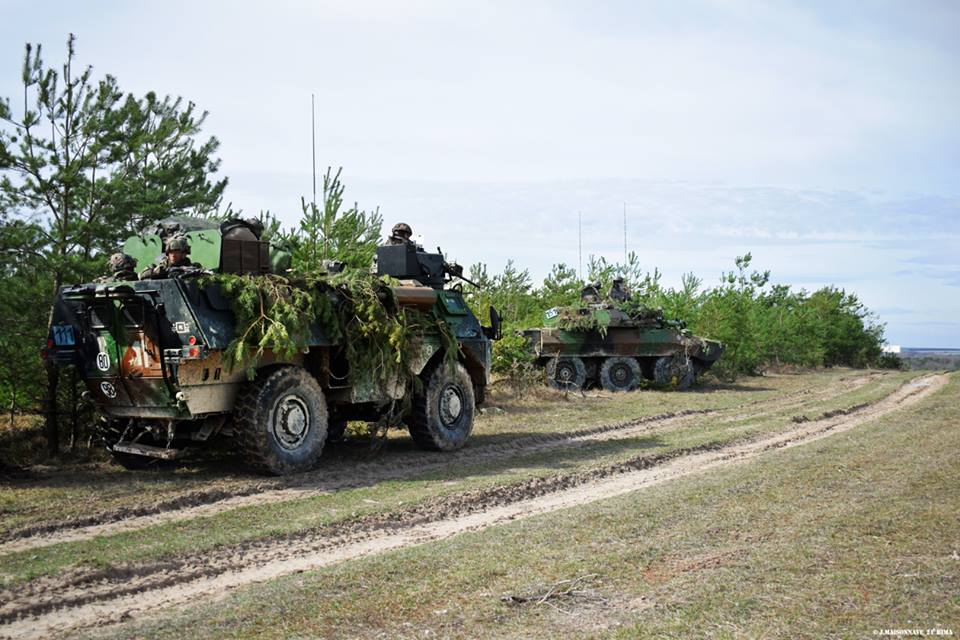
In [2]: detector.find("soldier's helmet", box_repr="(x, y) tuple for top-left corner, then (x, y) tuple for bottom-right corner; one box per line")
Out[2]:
(581, 282), (602, 303)
(391, 222), (413, 240)
(107, 252), (137, 272)
(164, 235), (191, 254)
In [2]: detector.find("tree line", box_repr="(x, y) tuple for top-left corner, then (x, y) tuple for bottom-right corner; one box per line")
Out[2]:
(463, 252), (893, 380)
(0, 35), (893, 462)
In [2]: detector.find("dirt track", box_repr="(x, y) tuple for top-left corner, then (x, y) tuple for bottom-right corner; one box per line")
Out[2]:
(0, 373), (945, 640)
(0, 371), (881, 555)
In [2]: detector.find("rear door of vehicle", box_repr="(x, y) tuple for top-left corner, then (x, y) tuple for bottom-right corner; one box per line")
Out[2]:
(84, 299), (137, 406)
(115, 296), (174, 408)
(84, 295), (174, 409)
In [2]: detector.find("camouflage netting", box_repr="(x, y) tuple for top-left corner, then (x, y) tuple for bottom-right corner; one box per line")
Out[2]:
(553, 298), (677, 338)
(205, 271), (457, 391)
(620, 302), (669, 325)
(553, 305), (612, 336)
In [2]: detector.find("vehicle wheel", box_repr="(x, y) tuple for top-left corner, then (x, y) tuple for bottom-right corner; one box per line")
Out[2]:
(407, 361), (475, 451)
(96, 418), (161, 470)
(545, 357), (587, 391)
(233, 366), (329, 475)
(599, 357), (642, 392)
(653, 354), (696, 390)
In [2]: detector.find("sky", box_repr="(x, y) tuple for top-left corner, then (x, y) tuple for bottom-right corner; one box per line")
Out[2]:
(2, 0), (958, 347)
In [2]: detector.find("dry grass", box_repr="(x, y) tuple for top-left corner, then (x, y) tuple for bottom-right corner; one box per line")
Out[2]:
(0, 369), (849, 538)
(0, 370), (917, 591)
(84, 371), (958, 639)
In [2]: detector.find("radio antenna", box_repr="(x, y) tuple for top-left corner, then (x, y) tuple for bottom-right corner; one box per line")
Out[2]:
(623, 201), (627, 265)
(311, 93), (317, 209)
(578, 210), (583, 281)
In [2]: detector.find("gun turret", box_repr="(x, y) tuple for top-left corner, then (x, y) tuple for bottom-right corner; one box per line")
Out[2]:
(375, 243), (444, 288)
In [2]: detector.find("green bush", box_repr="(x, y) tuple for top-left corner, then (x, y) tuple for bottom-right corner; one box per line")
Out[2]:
(492, 332), (534, 374)
(465, 252), (888, 379)
(876, 353), (906, 370)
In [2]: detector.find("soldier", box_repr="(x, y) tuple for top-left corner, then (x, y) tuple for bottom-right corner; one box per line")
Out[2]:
(580, 281), (603, 304)
(610, 277), (630, 303)
(385, 222), (414, 246)
(96, 253), (139, 283)
(140, 235), (201, 279)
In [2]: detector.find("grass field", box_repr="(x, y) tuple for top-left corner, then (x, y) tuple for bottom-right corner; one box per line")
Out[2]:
(0, 369), (955, 639)
(0, 369), (900, 540)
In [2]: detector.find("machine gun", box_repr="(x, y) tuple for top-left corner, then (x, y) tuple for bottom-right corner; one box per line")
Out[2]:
(376, 243), (480, 290)
(440, 252), (479, 288)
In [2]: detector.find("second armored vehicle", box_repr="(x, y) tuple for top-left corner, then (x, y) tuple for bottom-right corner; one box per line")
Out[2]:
(523, 283), (723, 392)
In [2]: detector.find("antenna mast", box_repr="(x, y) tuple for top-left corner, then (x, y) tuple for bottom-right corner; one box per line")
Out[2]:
(578, 210), (583, 281)
(311, 93), (317, 208)
(312, 93), (328, 260)
(623, 201), (627, 265)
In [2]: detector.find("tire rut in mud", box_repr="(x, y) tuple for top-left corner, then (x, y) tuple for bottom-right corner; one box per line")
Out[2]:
(0, 443), (726, 624)
(0, 372), (883, 551)
(1, 408), (715, 546)
(0, 373), (938, 631)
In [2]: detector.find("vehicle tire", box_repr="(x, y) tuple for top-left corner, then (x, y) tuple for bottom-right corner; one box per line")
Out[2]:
(233, 366), (329, 475)
(96, 418), (161, 470)
(599, 357), (642, 392)
(407, 361), (475, 451)
(545, 356), (588, 391)
(653, 354), (696, 390)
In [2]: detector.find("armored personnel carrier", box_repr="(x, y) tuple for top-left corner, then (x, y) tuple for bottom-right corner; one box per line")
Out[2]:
(523, 283), (723, 392)
(46, 218), (500, 474)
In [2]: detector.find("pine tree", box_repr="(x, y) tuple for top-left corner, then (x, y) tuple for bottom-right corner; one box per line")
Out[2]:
(0, 34), (227, 453)
(292, 167), (382, 273)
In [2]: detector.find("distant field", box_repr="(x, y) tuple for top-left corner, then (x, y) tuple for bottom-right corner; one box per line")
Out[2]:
(0, 369), (954, 639)
(900, 350), (960, 371)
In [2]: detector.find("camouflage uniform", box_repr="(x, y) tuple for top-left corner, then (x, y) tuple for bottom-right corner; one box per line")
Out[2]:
(580, 281), (603, 305)
(609, 278), (630, 303)
(140, 235), (201, 280)
(96, 253), (139, 283)
(385, 222), (414, 246)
